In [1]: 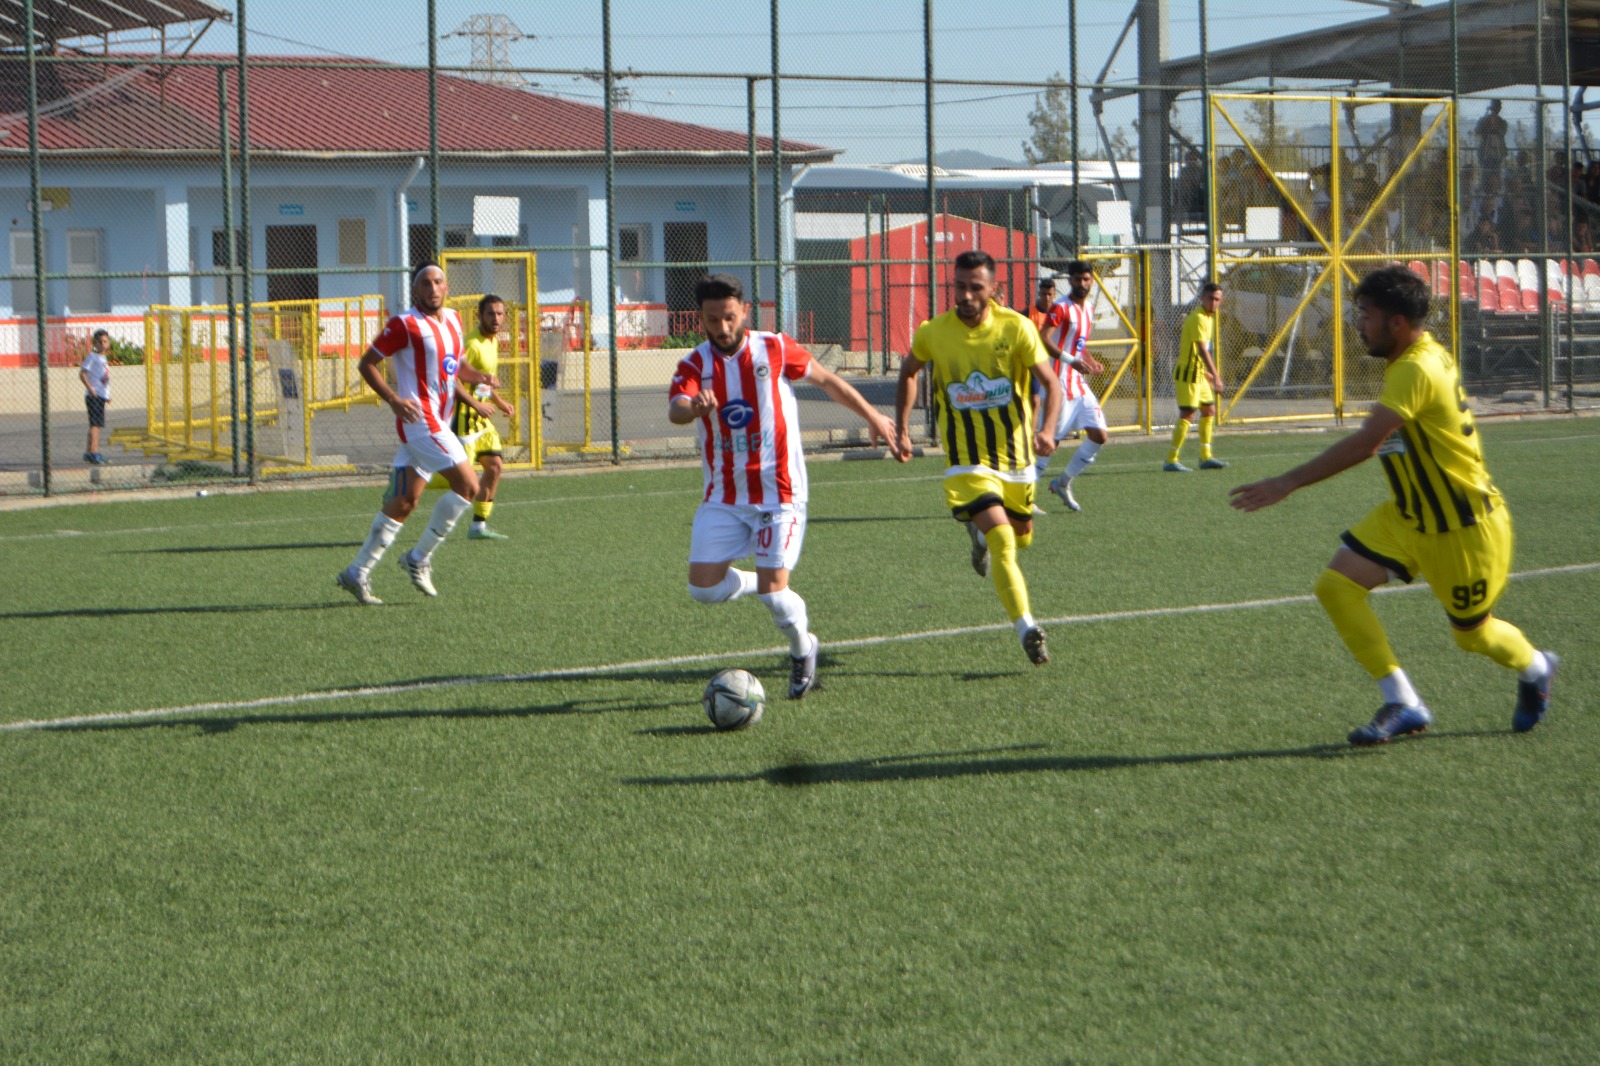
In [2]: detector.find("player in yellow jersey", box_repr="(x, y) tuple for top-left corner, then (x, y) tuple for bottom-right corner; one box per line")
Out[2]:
(1230, 265), (1557, 744)
(1165, 282), (1227, 472)
(895, 250), (1063, 665)
(453, 294), (517, 540)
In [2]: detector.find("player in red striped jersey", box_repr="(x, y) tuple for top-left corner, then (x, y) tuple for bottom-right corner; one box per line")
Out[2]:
(336, 263), (499, 605)
(1037, 260), (1110, 511)
(669, 274), (904, 699)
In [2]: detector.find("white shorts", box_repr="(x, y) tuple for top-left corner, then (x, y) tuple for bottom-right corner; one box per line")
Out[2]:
(1052, 389), (1108, 439)
(392, 424), (468, 474)
(689, 502), (808, 573)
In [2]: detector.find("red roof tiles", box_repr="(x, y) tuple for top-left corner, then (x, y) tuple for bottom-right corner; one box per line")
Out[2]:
(0, 55), (836, 161)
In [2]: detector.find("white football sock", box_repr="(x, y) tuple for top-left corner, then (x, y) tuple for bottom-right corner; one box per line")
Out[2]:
(1378, 668), (1422, 707)
(351, 514), (403, 578)
(1013, 614), (1037, 640)
(1518, 651), (1550, 683)
(1065, 439), (1103, 480)
(410, 491), (472, 563)
(759, 589), (812, 657)
(1034, 455), (1051, 475)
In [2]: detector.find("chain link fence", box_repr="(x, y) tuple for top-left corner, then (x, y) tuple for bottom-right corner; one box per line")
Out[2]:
(1, 0), (1593, 496)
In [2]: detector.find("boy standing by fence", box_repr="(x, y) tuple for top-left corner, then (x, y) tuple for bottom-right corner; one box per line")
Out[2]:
(79, 329), (112, 465)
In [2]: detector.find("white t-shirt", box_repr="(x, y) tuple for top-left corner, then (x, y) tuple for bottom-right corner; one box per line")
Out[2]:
(81, 350), (110, 400)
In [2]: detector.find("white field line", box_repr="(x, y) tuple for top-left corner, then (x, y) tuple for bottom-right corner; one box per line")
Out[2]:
(3, 428), (1596, 543)
(5, 560), (1594, 733)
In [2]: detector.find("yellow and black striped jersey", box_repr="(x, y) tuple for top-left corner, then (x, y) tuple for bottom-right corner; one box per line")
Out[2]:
(1176, 307), (1216, 384)
(1375, 331), (1500, 534)
(911, 301), (1046, 477)
(453, 329), (499, 439)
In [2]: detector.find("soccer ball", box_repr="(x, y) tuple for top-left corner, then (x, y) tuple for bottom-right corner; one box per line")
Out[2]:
(703, 669), (766, 731)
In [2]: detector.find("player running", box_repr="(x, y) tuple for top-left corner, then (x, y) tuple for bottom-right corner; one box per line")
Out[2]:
(894, 249), (1063, 666)
(1165, 281), (1228, 472)
(1230, 265), (1557, 745)
(336, 263), (498, 604)
(451, 293), (517, 541)
(1036, 260), (1109, 511)
(669, 273), (904, 699)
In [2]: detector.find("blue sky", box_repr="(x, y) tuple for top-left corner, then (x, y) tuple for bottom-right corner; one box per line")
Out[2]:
(176, 1), (1459, 163)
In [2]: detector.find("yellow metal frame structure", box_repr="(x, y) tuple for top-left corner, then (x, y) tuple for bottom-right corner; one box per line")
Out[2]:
(440, 248), (611, 467)
(1079, 250), (1154, 433)
(1208, 93), (1457, 425)
(115, 295), (385, 472)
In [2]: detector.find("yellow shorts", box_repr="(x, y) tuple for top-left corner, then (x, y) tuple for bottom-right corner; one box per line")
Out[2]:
(943, 470), (1036, 523)
(427, 424), (503, 489)
(1174, 380), (1216, 409)
(1342, 499), (1514, 626)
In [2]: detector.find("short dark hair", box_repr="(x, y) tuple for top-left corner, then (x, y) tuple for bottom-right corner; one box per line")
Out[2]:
(693, 273), (744, 304)
(1200, 281), (1223, 297)
(91, 329), (110, 344)
(477, 293), (505, 315)
(953, 250), (995, 274)
(1352, 264), (1430, 324)
(1066, 259), (1093, 277)
(1038, 277), (1055, 289)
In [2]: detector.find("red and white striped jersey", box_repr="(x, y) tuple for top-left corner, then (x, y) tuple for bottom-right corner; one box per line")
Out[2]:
(1044, 296), (1095, 400)
(669, 331), (813, 507)
(371, 307), (466, 441)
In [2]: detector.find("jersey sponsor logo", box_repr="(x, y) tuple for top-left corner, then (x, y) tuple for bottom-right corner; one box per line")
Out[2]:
(442, 355), (459, 376)
(1377, 433), (1408, 456)
(947, 371), (1014, 411)
(720, 397), (757, 430)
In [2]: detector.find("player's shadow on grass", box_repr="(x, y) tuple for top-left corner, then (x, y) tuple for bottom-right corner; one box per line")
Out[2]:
(117, 541), (364, 554)
(0, 602), (360, 621)
(808, 515), (947, 524)
(626, 740), (1387, 787)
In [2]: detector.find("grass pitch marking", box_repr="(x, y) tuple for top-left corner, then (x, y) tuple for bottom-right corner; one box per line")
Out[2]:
(5, 561), (1594, 733)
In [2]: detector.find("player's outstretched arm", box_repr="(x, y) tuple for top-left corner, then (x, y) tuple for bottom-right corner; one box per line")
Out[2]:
(892, 354), (926, 463)
(1229, 403), (1403, 512)
(807, 363), (906, 459)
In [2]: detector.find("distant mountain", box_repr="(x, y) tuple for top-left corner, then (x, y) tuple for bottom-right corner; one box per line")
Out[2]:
(894, 149), (1025, 170)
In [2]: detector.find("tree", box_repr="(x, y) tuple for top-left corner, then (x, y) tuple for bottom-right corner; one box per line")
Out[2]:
(1023, 73), (1073, 166)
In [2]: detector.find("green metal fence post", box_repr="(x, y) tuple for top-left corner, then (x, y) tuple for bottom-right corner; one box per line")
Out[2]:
(237, 0), (256, 483)
(24, 0), (50, 495)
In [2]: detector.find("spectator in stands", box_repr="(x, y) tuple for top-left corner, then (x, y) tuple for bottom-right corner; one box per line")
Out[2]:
(1464, 214), (1500, 257)
(1498, 201), (1538, 255)
(1177, 148), (1206, 222)
(1475, 102), (1508, 180)
(1585, 161), (1600, 204)
(1574, 216), (1595, 256)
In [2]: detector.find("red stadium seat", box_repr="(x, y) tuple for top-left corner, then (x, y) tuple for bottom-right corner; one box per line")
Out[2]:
(1407, 260), (1430, 288)
(1476, 278), (1498, 311)
(1496, 277), (1521, 312)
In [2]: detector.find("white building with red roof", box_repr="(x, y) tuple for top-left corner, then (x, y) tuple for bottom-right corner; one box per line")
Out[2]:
(0, 53), (836, 358)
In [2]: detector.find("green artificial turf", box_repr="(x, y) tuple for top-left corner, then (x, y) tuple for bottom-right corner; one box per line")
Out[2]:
(2, 419), (1596, 1062)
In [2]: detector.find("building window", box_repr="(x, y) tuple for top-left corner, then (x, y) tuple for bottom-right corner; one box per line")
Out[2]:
(617, 223), (649, 264)
(66, 229), (105, 313)
(338, 218), (367, 266)
(10, 230), (43, 315)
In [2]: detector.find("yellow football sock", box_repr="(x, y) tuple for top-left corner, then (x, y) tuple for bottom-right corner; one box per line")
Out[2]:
(1167, 419), (1191, 464)
(1015, 529), (1033, 550)
(986, 525), (1030, 622)
(1199, 416), (1216, 460)
(1452, 617), (1537, 672)
(1314, 568), (1399, 679)
(474, 500), (493, 522)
